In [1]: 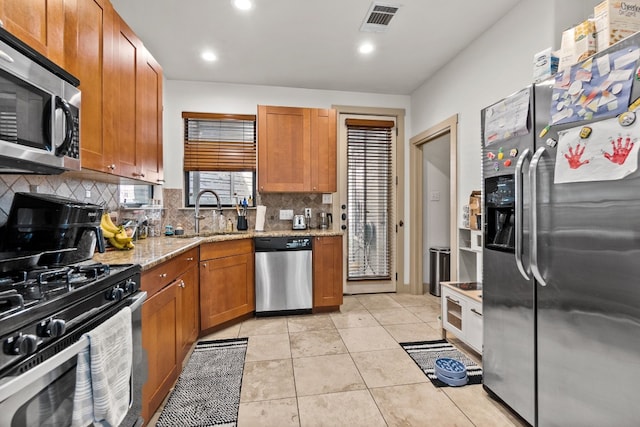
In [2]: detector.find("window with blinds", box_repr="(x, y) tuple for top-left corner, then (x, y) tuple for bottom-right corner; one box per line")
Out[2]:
(183, 112), (256, 207)
(346, 119), (394, 281)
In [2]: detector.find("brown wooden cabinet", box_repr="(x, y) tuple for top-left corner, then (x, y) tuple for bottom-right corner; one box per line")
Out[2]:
(258, 105), (336, 193)
(313, 235), (343, 308)
(64, 0), (116, 174)
(177, 264), (199, 362)
(200, 239), (255, 330)
(310, 108), (337, 193)
(110, 14), (141, 180)
(141, 248), (198, 422)
(137, 49), (164, 184)
(0, 0), (65, 66)
(141, 280), (179, 423)
(103, 13), (163, 183)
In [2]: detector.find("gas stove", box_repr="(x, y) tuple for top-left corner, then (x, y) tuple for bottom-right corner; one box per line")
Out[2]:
(0, 262), (141, 376)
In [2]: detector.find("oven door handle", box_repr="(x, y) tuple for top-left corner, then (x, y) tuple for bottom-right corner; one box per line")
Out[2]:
(0, 335), (89, 402)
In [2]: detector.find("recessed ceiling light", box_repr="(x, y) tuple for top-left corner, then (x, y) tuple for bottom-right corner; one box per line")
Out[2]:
(358, 43), (375, 54)
(232, 0), (252, 10)
(201, 51), (217, 62)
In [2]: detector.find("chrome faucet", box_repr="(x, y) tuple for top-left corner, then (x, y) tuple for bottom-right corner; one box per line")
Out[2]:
(194, 189), (222, 234)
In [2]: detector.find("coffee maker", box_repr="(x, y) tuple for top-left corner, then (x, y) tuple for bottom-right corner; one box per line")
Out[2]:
(1, 192), (105, 265)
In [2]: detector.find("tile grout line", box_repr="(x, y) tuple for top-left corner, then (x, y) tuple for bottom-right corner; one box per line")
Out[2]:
(286, 316), (303, 427)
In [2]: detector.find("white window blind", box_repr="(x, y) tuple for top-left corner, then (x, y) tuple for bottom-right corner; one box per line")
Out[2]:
(183, 112), (256, 172)
(346, 118), (394, 281)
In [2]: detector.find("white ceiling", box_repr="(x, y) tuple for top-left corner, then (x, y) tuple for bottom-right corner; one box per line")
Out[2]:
(110, 0), (521, 95)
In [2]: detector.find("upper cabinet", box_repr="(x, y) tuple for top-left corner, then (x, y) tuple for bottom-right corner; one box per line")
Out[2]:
(137, 50), (163, 184)
(105, 12), (164, 184)
(63, 0), (115, 174)
(2, 0), (163, 184)
(310, 108), (337, 193)
(110, 15), (141, 180)
(0, 0), (65, 66)
(258, 105), (336, 193)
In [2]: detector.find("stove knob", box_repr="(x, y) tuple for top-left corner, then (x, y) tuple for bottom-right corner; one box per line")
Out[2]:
(4, 334), (38, 356)
(107, 286), (125, 301)
(124, 279), (139, 293)
(38, 319), (66, 338)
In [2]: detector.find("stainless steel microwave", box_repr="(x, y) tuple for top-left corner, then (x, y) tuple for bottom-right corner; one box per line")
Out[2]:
(0, 30), (80, 174)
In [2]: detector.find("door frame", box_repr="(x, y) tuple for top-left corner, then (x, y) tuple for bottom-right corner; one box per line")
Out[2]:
(332, 105), (406, 294)
(409, 114), (458, 294)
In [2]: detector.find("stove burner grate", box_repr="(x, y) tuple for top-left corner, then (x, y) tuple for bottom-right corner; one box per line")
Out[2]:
(0, 262), (112, 317)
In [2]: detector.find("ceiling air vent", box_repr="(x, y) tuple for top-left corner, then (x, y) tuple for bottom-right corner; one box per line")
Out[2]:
(360, 2), (401, 33)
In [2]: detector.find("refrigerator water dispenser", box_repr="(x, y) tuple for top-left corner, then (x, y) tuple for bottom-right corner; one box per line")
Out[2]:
(485, 175), (516, 252)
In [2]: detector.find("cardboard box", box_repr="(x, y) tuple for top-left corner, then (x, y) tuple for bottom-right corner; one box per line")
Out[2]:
(595, 0), (640, 51)
(558, 20), (596, 71)
(574, 19), (597, 61)
(468, 191), (481, 230)
(533, 47), (559, 82)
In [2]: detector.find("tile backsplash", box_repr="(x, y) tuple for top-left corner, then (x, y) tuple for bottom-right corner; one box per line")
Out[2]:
(0, 174), (119, 224)
(0, 175), (334, 234)
(161, 188), (334, 233)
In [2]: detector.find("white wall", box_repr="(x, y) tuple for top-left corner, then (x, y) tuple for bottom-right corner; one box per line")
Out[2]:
(409, 0), (600, 279)
(163, 80), (410, 189)
(422, 133), (451, 284)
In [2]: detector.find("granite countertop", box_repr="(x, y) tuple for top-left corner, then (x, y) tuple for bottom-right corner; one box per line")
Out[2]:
(92, 229), (343, 270)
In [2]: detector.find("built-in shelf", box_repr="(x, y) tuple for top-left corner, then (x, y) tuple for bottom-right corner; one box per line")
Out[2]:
(458, 227), (482, 282)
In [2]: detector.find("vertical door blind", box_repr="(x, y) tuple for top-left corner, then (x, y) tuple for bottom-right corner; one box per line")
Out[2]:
(183, 112), (256, 172)
(346, 118), (394, 281)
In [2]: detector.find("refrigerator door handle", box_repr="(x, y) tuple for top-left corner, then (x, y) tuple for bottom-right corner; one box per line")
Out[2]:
(515, 148), (531, 280)
(529, 146), (548, 286)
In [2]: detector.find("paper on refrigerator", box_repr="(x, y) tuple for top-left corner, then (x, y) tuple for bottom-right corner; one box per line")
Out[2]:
(483, 88), (530, 146)
(554, 116), (639, 183)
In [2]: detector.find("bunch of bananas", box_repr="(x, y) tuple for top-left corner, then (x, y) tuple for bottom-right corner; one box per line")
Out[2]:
(100, 213), (135, 250)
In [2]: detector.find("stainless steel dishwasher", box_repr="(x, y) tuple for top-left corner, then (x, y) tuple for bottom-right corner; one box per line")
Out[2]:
(254, 236), (312, 315)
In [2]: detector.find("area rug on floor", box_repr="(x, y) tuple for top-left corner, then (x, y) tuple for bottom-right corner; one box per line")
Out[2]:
(156, 337), (248, 427)
(400, 339), (482, 387)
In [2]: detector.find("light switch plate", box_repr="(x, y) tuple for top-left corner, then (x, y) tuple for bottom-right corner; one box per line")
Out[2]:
(279, 209), (294, 220)
(322, 193), (333, 204)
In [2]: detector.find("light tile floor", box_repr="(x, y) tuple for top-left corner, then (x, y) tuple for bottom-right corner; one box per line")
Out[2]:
(149, 293), (528, 427)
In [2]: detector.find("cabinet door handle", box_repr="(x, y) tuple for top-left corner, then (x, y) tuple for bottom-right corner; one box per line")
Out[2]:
(471, 308), (483, 317)
(179, 280), (185, 288)
(186, 257), (194, 261)
(202, 263), (207, 267)
(446, 296), (460, 305)
(160, 273), (167, 278)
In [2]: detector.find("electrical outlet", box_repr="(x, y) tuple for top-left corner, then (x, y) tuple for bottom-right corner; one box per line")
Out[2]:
(85, 189), (92, 198)
(304, 208), (311, 217)
(322, 193), (333, 204)
(430, 191), (440, 201)
(279, 209), (294, 220)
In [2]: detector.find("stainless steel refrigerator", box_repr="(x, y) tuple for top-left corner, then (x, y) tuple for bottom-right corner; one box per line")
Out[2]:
(481, 34), (640, 427)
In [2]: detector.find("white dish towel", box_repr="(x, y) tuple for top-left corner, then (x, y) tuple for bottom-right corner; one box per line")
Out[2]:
(72, 306), (133, 427)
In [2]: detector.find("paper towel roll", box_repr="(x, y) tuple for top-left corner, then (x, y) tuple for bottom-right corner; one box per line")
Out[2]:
(255, 205), (266, 231)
